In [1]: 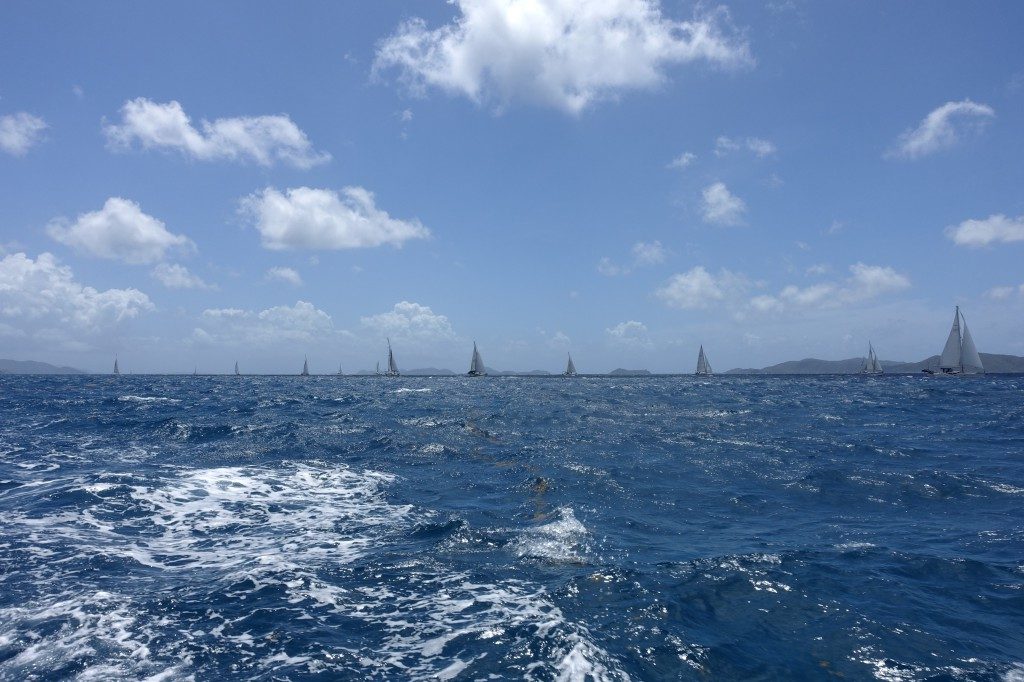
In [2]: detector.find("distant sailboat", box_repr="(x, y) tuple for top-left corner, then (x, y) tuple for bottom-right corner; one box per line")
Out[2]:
(385, 338), (400, 377)
(113, 357), (120, 376)
(695, 345), (712, 376)
(563, 353), (578, 377)
(467, 342), (486, 377)
(375, 362), (381, 376)
(924, 306), (984, 375)
(192, 366), (197, 376)
(337, 363), (344, 376)
(861, 342), (883, 374)
(301, 356), (310, 377)
(234, 361), (240, 376)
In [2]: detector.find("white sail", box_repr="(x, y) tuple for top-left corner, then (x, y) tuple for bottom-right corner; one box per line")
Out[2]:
(960, 319), (984, 373)
(386, 338), (399, 375)
(301, 356), (309, 376)
(234, 361), (239, 376)
(338, 364), (344, 376)
(939, 307), (962, 370)
(695, 346), (712, 375)
(113, 358), (120, 376)
(863, 343), (883, 373)
(468, 342), (485, 375)
(565, 353), (577, 376)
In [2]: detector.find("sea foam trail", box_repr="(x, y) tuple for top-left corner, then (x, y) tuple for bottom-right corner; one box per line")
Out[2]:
(0, 463), (626, 680)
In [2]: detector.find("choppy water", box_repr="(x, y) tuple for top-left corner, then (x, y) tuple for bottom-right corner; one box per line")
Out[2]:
(0, 375), (1022, 681)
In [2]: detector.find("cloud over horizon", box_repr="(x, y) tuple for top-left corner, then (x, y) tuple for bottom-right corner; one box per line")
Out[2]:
(0, 252), (152, 347)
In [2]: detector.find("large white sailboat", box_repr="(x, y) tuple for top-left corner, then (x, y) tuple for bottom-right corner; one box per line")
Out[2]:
(234, 361), (240, 376)
(384, 338), (400, 377)
(861, 342), (883, 374)
(301, 356), (310, 377)
(467, 342), (486, 377)
(924, 306), (984, 375)
(563, 353), (578, 377)
(695, 345), (712, 376)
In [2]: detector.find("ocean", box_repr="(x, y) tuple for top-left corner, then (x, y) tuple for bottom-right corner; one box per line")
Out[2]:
(0, 375), (1022, 680)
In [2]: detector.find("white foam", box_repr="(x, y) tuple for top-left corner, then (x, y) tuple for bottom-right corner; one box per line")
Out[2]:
(118, 395), (181, 404)
(515, 507), (592, 564)
(0, 466), (627, 680)
(393, 388), (432, 394)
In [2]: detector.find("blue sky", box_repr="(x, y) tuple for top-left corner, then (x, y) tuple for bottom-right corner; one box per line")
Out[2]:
(1, 1), (1022, 373)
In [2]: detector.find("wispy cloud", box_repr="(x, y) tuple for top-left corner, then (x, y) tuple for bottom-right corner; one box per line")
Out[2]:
(105, 98), (330, 169)
(946, 214), (1024, 248)
(748, 263), (910, 312)
(0, 112), (47, 156)
(715, 135), (776, 158)
(656, 266), (748, 309)
(152, 263), (214, 290)
(667, 151), (697, 169)
(889, 99), (994, 159)
(265, 266), (303, 287)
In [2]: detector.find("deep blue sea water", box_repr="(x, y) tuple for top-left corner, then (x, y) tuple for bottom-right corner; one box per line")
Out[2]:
(0, 375), (1022, 681)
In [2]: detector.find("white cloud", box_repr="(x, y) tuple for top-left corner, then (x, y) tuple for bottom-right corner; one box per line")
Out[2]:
(805, 264), (829, 276)
(701, 182), (746, 226)
(47, 197), (193, 265)
(548, 330), (571, 348)
(265, 266), (303, 287)
(890, 99), (994, 159)
(715, 135), (775, 157)
(374, 0), (752, 114)
(945, 214), (1024, 248)
(195, 301), (335, 347)
(656, 266), (747, 309)
(631, 240), (667, 266)
(750, 263), (910, 312)
(605, 320), (651, 348)
(0, 112), (47, 156)
(241, 186), (430, 251)
(667, 151), (696, 169)
(360, 301), (456, 342)
(986, 285), (1023, 300)
(597, 257), (623, 276)
(0, 252), (152, 341)
(151, 263), (212, 289)
(599, 241), (666, 276)
(105, 98), (330, 169)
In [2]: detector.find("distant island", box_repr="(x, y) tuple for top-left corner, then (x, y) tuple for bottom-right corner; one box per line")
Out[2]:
(724, 353), (1024, 375)
(0, 359), (87, 375)
(608, 368), (652, 376)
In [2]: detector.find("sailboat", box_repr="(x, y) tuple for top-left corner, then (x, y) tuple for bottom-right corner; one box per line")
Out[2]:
(375, 362), (381, 376)
(861, 342), (883, 374)
(337, 363), (344, 376)
(300, 356), (310, 376)
(924, 306), (984, 375)
(563, 353), (578, 377)
(192, 366), (197, 376)
(695, 345), (712, 376)
(384, 338), (400, 377)
(234, 361), (240, 376)
(113, 357), (120, 376)
(467, 342), (486, 377)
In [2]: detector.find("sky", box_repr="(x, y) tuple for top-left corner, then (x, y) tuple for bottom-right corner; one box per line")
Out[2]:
(1, 0), (1023, 374)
